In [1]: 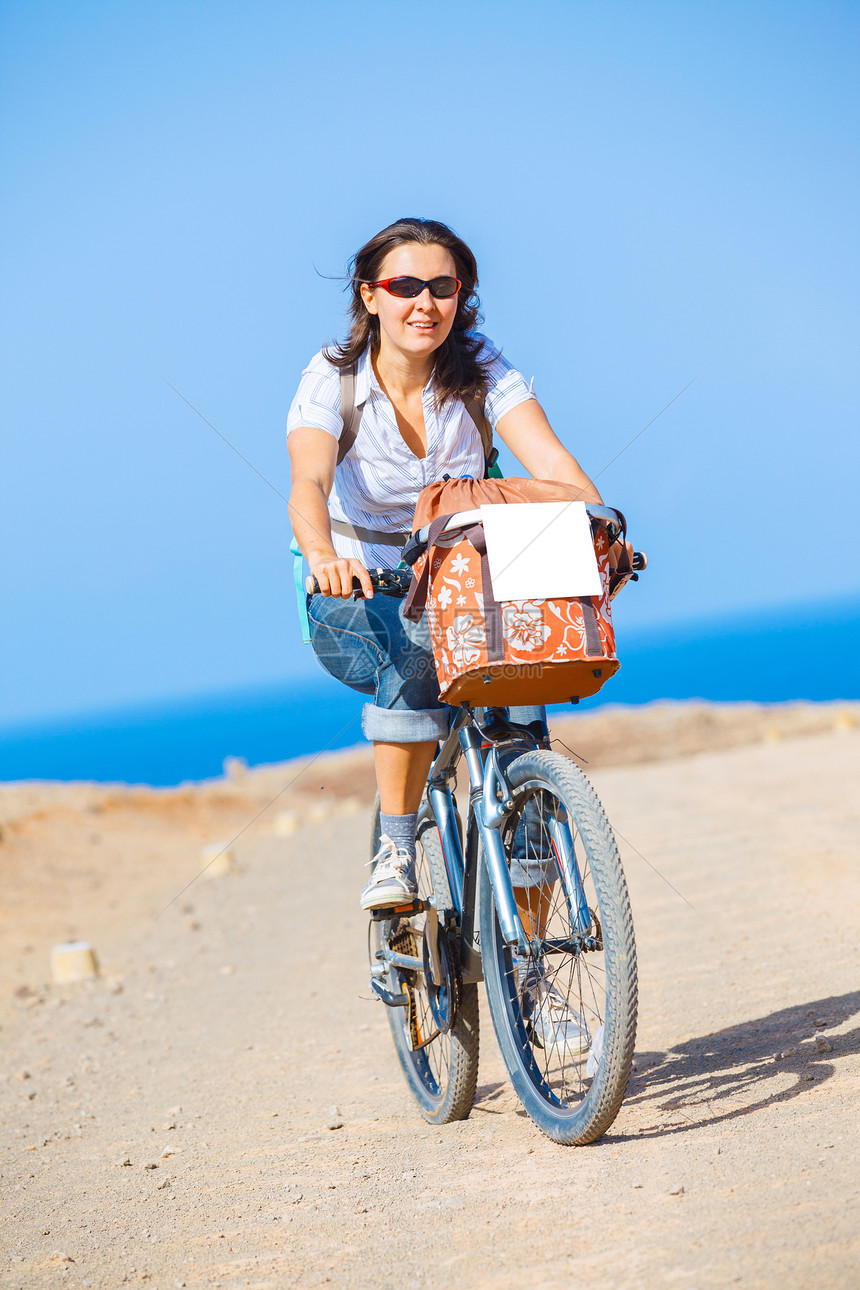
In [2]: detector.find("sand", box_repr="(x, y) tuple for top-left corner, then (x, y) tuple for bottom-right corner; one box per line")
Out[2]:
(1, 701), (858, 1289)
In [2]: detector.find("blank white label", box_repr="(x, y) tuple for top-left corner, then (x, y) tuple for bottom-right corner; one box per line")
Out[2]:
(479, 501), (601, 601)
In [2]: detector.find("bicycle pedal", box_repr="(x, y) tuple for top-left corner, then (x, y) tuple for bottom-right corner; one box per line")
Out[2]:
(369, 898), (428, 921)
(368, 977), (409, 1008)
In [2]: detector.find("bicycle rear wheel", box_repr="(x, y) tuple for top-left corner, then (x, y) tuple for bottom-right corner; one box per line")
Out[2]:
(478, 751), (637, 1144)
(369, 800), (479, 1124)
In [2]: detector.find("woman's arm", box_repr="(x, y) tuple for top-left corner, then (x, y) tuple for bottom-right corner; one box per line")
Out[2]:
(494, 400), (603, 502)
(287, 427), (374, 598)
(495, 400), (634, 567)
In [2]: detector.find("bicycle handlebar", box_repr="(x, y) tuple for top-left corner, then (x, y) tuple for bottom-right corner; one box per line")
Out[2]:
(308, 553), (646, 599)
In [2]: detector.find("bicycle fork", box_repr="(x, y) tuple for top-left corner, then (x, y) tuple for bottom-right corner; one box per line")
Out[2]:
(461, 730), (533, 957)
(462, 729), (592, 955)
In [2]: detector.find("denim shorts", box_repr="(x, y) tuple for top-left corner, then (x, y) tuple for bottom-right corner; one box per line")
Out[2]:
(308, 590), (448, 743)
(308, 590), (554, 887)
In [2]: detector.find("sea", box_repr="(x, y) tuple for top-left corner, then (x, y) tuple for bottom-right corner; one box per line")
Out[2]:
(2, 595), (858, 787)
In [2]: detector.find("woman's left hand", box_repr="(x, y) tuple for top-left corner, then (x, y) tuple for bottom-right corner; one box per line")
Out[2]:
(608, 538), (635, 572)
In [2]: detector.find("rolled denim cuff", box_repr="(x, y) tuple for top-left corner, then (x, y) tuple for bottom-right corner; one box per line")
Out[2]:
(508, 856), (561, 889)
(361, 703), (449, 743)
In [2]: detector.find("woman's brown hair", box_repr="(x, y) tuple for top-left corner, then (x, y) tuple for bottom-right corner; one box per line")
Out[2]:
(323, 217), (494, 403)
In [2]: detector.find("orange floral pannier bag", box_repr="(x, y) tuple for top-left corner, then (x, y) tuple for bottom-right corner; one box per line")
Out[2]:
(403, 478), (626, 707)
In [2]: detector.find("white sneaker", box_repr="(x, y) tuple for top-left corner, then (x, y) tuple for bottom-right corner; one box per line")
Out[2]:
(518, 960), (591, 1057)
(360, 835), (418, 911)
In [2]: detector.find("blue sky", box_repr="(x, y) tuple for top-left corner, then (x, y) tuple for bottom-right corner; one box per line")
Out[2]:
(2, 0), (858, 724)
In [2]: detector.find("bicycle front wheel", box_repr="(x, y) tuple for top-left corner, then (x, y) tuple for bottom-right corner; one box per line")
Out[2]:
(478, 751), (637, 1144)
(369, 800), (479, 1124)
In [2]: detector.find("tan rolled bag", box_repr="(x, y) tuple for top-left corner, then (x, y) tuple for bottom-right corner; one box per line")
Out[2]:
(403, 477), (629, 707)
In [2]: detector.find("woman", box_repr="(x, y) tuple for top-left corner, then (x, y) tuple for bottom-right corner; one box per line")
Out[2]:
(287, 217), (607, 920)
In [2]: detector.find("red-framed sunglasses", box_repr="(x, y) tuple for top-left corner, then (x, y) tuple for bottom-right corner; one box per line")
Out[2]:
(366, 275), (461, 299)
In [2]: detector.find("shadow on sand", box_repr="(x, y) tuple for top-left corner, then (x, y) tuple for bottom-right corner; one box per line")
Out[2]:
(618, 990), (859, 1140)
(472, 992), (859, 1138)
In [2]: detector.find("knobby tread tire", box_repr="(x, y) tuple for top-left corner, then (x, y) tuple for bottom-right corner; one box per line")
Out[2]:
(478, 751), (637, 1144)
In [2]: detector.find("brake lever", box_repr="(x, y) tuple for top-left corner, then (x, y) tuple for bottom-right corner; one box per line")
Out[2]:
(608, 552), (647, 600)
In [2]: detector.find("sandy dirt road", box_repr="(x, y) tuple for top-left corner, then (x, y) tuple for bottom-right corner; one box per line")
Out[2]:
(1, 711), (859, 1289)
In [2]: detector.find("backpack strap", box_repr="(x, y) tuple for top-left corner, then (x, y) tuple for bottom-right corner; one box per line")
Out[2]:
(462, 386), (502, 479)
(329, 367), (499, 557)
(334, 362), (406, 548)
(461, 388), (492, 461)
(330, 518), (410, 546)
(336, 363), (363, 465)
(338, 365), (500, 477)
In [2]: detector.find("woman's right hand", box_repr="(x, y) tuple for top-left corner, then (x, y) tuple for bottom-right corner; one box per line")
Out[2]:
(306, 556), (374, 599)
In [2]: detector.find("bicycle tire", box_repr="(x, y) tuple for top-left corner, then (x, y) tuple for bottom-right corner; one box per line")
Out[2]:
(369, 798), (479, 1124)
(478, 751), (637, 1144)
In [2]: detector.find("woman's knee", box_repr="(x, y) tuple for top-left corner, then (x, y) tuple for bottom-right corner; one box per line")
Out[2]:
(308, 597), (382, 694)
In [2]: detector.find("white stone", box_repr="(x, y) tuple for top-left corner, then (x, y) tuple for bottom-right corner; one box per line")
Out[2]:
(307, 802), (333, 823)
(273, 811), (299, 837)
(201, 844), (234, 877)
(51, 942), (98, 984)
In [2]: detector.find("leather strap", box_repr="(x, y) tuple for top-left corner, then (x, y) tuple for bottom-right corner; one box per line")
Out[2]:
(402, 516), (503, 664)
(330, 518), (410, 547)
(461, 522), (504, 662)
(403, 515), (451, 621)
(578, 598), (602, 656)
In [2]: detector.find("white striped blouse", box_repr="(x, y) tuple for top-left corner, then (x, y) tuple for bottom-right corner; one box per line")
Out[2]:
(286, 335), (535, 569)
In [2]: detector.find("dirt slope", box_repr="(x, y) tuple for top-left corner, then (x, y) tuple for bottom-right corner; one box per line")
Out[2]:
(1, 710), (858, 1289)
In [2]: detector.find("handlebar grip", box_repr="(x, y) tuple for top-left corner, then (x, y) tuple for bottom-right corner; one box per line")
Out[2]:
(309, 574), (365, 595)
(307, 569), (413, 599)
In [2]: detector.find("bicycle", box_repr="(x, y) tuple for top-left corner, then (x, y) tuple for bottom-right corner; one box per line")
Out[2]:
(317, 508), (643, 1144)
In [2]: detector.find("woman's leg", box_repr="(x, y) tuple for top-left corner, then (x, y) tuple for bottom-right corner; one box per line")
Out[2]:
(506, 704), (550, 747)
(373, 740), (439, 815)
(308, 590), (447, 905)
(307, 591), (447, 753)
(514, 884), (553, 939)
(360, 605), (448, 902)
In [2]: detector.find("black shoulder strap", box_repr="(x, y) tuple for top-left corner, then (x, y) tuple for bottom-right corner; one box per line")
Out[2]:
(337, 363), (362, 464)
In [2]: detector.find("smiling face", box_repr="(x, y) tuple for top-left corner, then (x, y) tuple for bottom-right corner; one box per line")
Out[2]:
(359, 241), (460, 364)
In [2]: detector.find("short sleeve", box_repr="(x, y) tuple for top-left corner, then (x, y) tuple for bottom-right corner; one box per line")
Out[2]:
(476, 335), (536, 429)
(286, 351), (343, 439)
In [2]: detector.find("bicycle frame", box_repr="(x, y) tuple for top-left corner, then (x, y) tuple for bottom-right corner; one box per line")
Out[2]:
(365, 506), (644, 1138)
(371, 705), (595, 998)
(420, 706), (591, 973)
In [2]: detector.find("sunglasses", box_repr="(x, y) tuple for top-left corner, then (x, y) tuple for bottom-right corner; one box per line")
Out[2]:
(366, 275), (461, 299)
